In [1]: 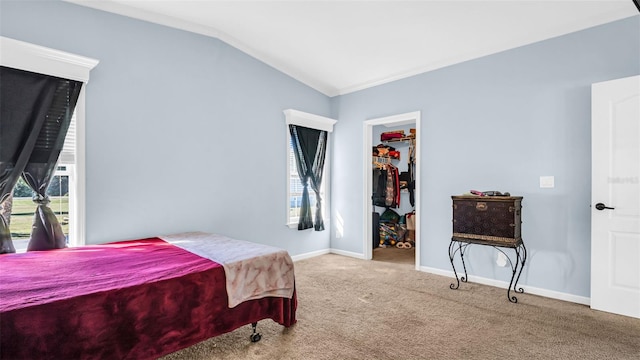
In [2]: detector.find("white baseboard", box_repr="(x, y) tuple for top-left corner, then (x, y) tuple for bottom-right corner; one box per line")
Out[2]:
(291, 248), (330, 262)
(291, 250), (590, 306)
(330, 248), (366, 259)
(291, 248), (364, 261)
(420, 265), (590, 306)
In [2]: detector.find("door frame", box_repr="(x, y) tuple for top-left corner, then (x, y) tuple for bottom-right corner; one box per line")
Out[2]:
(363, 111), (421, 269)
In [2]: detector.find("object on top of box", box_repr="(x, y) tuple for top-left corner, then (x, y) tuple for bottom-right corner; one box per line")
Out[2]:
(469, 190), (511, 197)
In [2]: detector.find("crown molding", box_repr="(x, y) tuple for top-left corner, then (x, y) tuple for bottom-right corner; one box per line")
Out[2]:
(337, 11), (638, 96)
(63, 0), (337, 96)
(63, 1), (637, 98)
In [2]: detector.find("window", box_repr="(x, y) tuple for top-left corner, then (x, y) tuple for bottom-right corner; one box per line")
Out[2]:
(56, 110), (78, 247)
(288, 141), (318, 224)
(284, 109), (337, 228)
(0, 37), (98, 250)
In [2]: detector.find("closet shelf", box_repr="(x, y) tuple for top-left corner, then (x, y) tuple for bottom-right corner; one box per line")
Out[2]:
(382, 136), (415, 144)
(372, 156), (394, 164)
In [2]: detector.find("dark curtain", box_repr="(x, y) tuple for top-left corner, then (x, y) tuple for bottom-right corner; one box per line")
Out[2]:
(0, 66), (82, 253)
(289, 125), (328, 231)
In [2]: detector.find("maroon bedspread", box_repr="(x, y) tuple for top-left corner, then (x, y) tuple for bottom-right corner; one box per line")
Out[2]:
(0, 238), (297, 359)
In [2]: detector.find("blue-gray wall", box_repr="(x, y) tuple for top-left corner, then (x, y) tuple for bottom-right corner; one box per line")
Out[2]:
(330, 15), (640, 298)
(2, 0), (639, 299)
(0, 0), (332, 255)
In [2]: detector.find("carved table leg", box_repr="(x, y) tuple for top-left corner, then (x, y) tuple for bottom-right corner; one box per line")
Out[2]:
(513, 243), (527, 295)
(449, 240), (461, 290)
(506, 244), (527, 303)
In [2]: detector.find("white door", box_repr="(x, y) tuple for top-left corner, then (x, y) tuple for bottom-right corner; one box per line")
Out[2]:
(591, 75), (640, 319)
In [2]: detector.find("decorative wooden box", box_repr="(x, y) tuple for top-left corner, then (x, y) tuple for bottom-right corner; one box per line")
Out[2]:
(449, 195), (527, 302)
(451, 195), (523, 247)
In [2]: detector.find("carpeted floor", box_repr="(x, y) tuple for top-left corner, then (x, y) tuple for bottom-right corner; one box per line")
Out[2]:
(161, 252), (640, 360)
(373, 245), (415, 265)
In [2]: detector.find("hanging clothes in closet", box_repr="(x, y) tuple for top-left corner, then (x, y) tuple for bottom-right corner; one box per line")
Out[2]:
(372, 162), (400, 208)
(372, 165), (387, 207)
(407, 139), (416, 207)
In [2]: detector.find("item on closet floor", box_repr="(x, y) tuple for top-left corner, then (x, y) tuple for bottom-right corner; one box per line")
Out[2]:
(379, 223), (398, 246)
(406, 212), (416, 230)
(380, 208), (400, 224)
(404, 211), (416, 243)
(372, 212), (380, 249)
(379, 210), (405, 247)
(396, 224), (407, 242)
(405, 230), (415, 242)
(395, 241), (413, 249)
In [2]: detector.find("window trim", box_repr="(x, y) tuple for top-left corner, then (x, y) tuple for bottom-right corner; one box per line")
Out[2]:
(1, 36), (99, 247)
(284, 109), (337, 228)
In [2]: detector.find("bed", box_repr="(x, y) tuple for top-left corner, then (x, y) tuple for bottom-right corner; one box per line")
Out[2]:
(0, 232), (297, 359)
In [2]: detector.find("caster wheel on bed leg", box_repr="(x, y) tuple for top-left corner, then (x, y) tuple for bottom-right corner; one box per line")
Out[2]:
(250, 333), (262, 342)
(249, 322), (261, 342)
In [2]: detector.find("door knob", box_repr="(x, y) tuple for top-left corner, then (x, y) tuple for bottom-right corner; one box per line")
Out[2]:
(595, 203), (615, 211)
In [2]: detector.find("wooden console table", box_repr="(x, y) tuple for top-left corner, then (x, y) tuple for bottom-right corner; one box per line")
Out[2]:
(448, 195), (527, 303)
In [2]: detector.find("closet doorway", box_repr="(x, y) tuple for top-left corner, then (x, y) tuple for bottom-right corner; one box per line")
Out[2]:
(363, 112), (421, 270)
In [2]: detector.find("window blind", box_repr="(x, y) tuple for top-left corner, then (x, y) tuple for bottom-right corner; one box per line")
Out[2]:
(59, 112), (75, 164)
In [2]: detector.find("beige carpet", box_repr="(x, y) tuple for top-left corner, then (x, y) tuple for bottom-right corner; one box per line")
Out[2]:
(162, 251), (640, 360)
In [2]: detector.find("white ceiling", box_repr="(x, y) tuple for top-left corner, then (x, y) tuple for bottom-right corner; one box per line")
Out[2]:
(65, 1), (638, 97)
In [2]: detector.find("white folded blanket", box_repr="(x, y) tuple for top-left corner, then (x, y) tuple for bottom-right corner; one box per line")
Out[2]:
(160, 231), (295, 308)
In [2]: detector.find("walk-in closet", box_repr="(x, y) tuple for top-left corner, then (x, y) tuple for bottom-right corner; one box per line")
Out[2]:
(372, 123), (416, 265)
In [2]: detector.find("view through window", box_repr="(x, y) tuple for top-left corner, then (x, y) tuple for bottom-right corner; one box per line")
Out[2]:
(1, 36), (98, 253)
(288, 141), (318, 224)
(4, 111), (76, 253)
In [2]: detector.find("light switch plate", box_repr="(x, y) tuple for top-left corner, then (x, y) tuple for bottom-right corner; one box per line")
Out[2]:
(540, 176), (555, 188)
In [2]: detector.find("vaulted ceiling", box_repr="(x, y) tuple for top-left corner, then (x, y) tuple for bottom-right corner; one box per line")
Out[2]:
(66, 1), (639, 97)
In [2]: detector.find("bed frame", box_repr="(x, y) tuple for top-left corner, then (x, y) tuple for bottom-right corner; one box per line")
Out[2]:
(0, 235), (297, 359)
